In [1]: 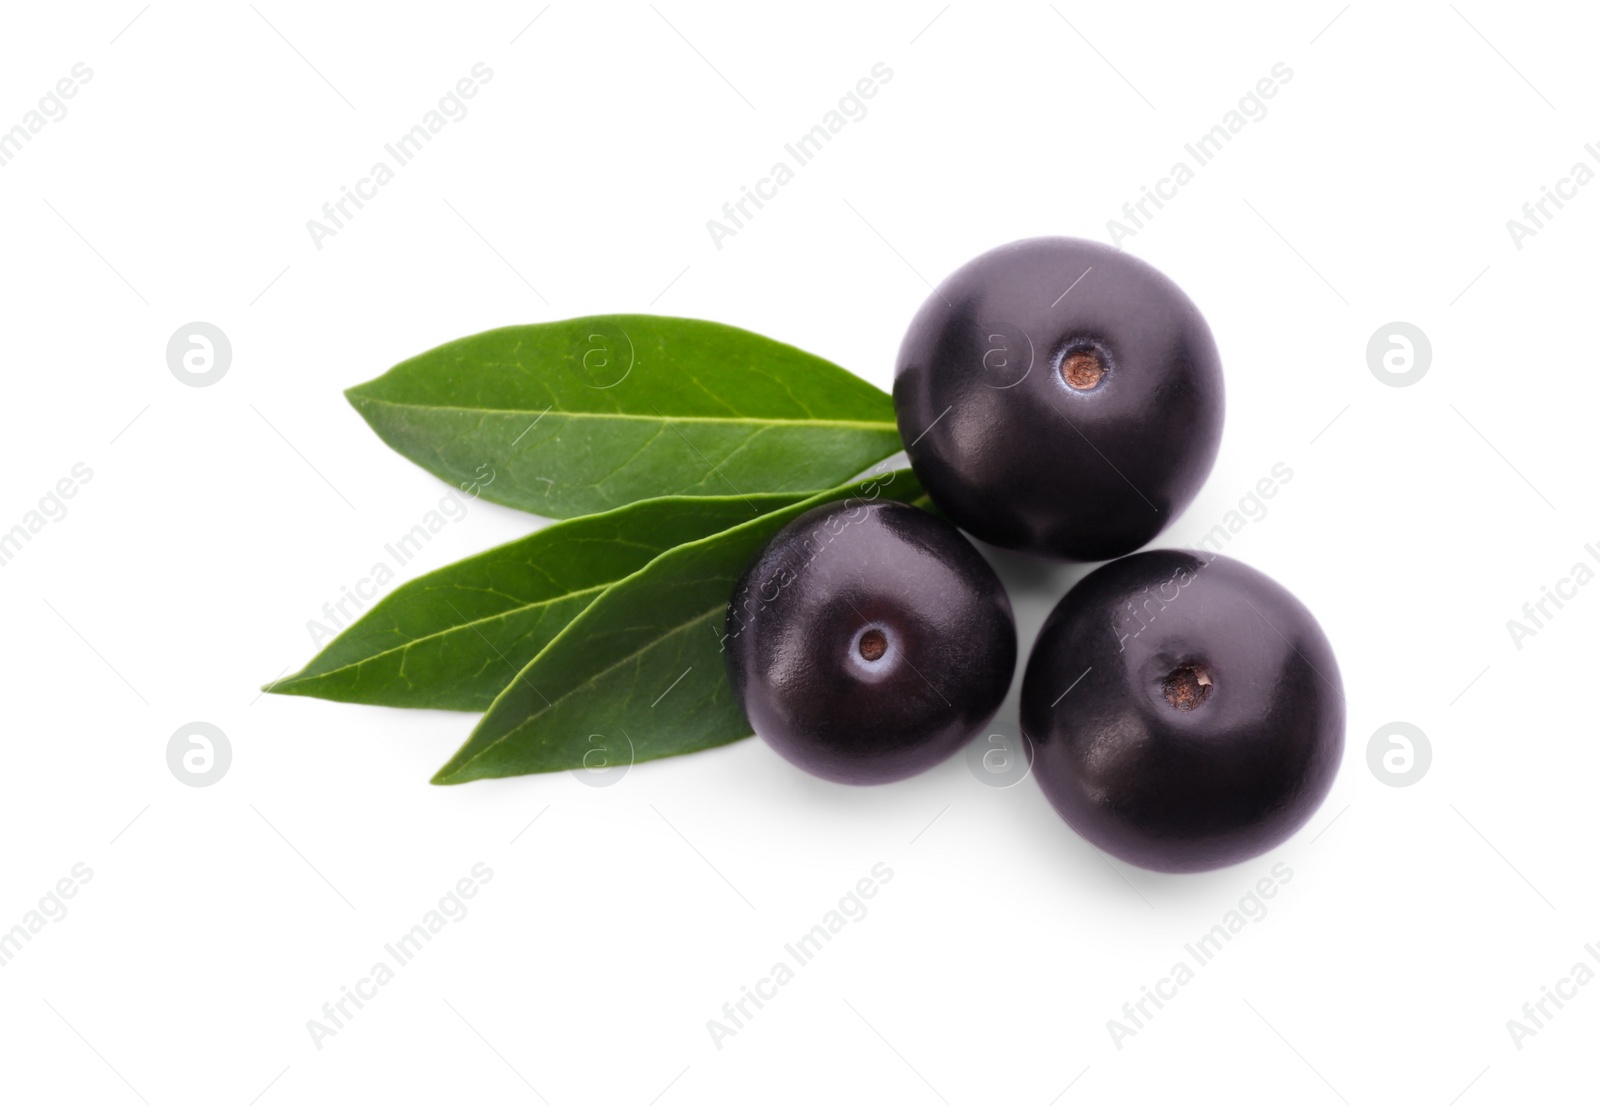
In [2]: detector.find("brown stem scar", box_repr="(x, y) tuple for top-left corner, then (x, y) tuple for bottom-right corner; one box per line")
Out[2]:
(1162, 664), (1212, 710)
(858, 629), (888, 661)
(1062, 350), (1106, 390)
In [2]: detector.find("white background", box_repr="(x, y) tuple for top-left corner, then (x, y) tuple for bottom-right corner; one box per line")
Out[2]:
(0, 2), (1594, 1106)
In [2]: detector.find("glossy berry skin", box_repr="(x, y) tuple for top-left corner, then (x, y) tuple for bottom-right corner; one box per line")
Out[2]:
(1021, 551), (1342, 872)
(895, 237), (1224, 561)
(725, 500), (1015, 785)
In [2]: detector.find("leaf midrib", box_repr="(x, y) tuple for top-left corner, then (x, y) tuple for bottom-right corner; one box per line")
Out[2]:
(349, 395), (899, 432)
(274, 582), (613, 692)
(446, 599), (725, 777)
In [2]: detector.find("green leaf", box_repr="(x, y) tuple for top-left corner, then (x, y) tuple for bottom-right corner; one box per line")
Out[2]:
(431, 469), (923, 784)
(346, 315), (903, 519)
(263, 493), (809, 711)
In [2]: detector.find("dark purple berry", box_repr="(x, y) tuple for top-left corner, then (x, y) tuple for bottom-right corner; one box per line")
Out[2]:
(1021, 550), (1343, 872)
(895, 237), (1224, 561)
(725, 500), (1015, 785)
